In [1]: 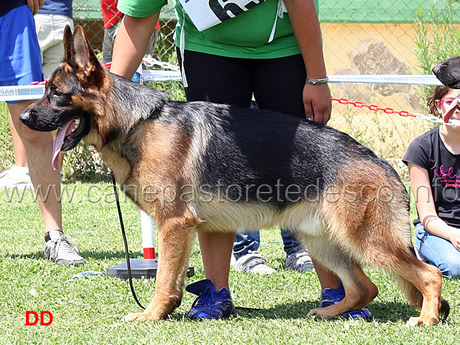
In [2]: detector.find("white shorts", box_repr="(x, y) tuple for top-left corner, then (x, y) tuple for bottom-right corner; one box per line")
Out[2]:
(34, 13), (74, 79)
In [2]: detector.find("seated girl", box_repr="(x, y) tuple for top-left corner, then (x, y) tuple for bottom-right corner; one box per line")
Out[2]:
(403, 85), (460, 278)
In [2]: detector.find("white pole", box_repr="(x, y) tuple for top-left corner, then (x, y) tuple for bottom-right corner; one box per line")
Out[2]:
(140, 210), (155, 259)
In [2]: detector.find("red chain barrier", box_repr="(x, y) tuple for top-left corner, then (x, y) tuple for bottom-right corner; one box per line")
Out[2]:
(29, 80), (47, 85)
(331, 97), (417, 118)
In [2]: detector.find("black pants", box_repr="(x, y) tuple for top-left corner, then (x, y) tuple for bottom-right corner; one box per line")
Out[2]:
(178, 49), (307, 118)
(178, 49), (307, 253)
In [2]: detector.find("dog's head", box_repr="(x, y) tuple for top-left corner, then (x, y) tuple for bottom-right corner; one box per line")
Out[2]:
(20, 25), (109, 169)
(433, 56), (460, 89)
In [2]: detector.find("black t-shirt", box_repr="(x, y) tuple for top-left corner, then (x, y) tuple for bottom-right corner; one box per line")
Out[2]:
(0, 0), (27, 18)
(403, 126), (460, 228)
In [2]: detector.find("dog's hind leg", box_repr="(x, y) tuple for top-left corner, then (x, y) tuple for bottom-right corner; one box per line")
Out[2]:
(355, 238), (448, 325)
(304, 236), (378, 319)
(344, 191), (447, 325)
(319, 172), (448, 325)
(124, 210), (199, 321)
(378, 249), (448, 326)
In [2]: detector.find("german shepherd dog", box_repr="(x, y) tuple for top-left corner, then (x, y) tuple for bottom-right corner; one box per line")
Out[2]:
(20, 26), (449, 326)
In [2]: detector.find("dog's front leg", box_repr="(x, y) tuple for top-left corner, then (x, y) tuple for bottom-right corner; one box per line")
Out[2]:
(124, 214), (197, 322)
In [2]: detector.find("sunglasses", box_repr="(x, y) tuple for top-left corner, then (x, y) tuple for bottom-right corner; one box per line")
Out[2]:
(440, 97), (460, 108)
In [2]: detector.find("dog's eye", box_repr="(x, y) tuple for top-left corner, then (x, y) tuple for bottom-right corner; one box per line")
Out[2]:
(52, 89), (72, 106)
(50, 84), (67, 97)
(54, 89), (64, 97)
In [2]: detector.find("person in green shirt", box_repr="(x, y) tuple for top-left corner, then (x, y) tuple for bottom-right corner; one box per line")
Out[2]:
(111, 0), (370, 321)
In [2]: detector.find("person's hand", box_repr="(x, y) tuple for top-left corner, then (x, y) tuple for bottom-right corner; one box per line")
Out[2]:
(302, 83), (332, 125)
(443, 98), (459, 123)
(449, 231), (460, 251)
(27, 0), (44, 15)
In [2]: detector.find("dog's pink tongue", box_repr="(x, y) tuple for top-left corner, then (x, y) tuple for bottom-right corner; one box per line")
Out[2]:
(444, 98), (459, 124)
(52, 121), (73, 170)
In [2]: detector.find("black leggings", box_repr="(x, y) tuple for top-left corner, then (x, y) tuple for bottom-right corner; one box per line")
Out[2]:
(178, 49), (307, 118)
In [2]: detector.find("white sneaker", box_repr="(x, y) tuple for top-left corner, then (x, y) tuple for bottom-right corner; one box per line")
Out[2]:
(0, 165), (32, 189)
(44, 230), (86, 266)
(286, 248), (315, 272)
(234, 251), (276, 274)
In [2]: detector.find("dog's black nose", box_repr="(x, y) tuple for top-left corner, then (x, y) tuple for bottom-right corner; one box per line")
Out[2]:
(19, 111), (30, 124)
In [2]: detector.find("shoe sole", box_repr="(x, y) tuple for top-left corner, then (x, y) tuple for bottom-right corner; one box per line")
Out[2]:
(56, 260), (86, 266)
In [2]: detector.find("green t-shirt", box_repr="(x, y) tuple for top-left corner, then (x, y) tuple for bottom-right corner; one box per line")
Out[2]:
(117, 0), (319, 59)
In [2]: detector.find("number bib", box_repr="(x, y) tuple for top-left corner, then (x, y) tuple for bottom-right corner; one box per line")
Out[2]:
(179, 0), (267, 31)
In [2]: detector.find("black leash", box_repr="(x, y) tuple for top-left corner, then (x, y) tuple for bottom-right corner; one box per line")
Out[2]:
(111, 173), (146, 310)
(111, 173), (262, 314)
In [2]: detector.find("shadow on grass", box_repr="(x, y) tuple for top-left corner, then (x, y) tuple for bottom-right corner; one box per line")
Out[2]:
(219, 300), (421, 324)
(165, 299), (427, 325)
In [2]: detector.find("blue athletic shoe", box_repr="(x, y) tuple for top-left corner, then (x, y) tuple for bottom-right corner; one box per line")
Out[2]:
(320, 283), (372, 319)
(186, 279), (235, 320)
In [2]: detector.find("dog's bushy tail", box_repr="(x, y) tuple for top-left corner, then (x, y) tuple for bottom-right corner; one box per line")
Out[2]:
(392, 270), (423, 309)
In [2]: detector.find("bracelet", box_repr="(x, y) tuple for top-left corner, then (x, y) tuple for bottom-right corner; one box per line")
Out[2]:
(305, 77), (329, 86)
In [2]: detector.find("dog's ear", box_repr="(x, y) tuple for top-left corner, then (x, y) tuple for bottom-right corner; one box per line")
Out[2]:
(63, 25), (73, 61)
(71, 25), (102, 78)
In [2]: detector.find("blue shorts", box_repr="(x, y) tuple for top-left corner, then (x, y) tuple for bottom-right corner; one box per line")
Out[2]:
(0, 5), (43, 102)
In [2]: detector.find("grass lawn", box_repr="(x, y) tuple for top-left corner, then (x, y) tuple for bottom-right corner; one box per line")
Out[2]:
(0, 181), (459, 344)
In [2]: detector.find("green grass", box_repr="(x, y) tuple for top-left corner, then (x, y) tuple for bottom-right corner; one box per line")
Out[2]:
(0, 182), (459, 344)
(0, 102), (14, 172)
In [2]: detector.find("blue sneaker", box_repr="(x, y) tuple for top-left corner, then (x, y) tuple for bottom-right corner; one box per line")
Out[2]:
(320, 283), (372, 319)
(186, 279), (235, 320)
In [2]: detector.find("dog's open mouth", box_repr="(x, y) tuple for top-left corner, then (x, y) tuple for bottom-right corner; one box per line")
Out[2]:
(52, 117), (86, 169)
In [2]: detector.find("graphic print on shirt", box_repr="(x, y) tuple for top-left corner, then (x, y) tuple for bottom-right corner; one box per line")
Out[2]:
(434, 164), (460, 200)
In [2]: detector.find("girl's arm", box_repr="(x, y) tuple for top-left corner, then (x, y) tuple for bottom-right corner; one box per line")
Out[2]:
(408, 162), (460, 250)
(110, 13), (160, 78)
(284, 0), (331, 125)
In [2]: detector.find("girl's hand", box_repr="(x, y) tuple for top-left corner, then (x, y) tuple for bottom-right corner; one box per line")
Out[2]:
(443, 98), (459, 123)
(27, 0), (44, 15)
(448, 230), (460, 251)
(303, 83), (332, 125)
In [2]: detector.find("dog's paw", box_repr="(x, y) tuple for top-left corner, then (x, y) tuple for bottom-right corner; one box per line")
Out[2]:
(123, 311), (154, 322)
(307, 307), (331, 319)
(407, 316), (439, 327)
